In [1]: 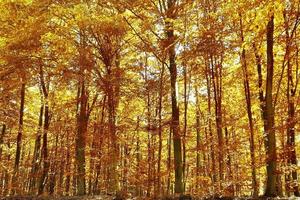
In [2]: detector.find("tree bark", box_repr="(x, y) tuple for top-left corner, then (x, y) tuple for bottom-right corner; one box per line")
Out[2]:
(157, 62), (165, 195)
(0, 124), (6, 162)
(15, 83), (25, 171)
(210, 55), (223, 189)
(38, 65), (50, 195)
(165, 0), (183, 194)
(205, 63), (216, 188)
(239, 14), (258, 197)
(75, 81), (88, 195)
(282, 9), (300, 196)
(29, 91), (44, 193)
(195, 86), (201, 189)
(264, 15), (277, 197)
(168, 30), (183, 195)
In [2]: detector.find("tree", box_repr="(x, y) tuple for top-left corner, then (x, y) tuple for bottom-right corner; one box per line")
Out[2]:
(261, 15), (277, 197)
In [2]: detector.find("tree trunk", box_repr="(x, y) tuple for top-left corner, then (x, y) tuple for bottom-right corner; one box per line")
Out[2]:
(168, 34), (183, 195)
(49, 131), (59, 194)
(165, 0), (183, 194)
(239, 14), (258, 197)
(157, 62), (165, 195)
(195, 86), (201, 189)
(210, 55), (223, 189)
(225, 127), (234, 195)
(0, 124), (6, 162)
(75, 81), (88, 195)
(167, 125), (172, 195)
(12, 82), (25, 194)
(205, 64), (216, 188)
(38, 65), (50, 195)
(145, 61), (152, 196)
(284, 10), (300, 196)
(163, 0), (184, 194)
(65, 130), (71, 196)
(107, 67), (119, 193)
(135, 116), (142, 196)
(15, 83), (25, 171)
(38, 91), (50, 194)
(264, 15), (277, 197)
(183, 61), (188, 192)
(0, 124), (6, 193)
(29, 93), (43, 193)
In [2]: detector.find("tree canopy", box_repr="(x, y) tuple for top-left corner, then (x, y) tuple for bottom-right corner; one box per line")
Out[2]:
(0, 0), (300, 199)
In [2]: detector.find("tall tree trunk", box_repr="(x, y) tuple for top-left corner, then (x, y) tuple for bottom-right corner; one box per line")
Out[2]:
(210, 55), (223, 189)
(0, 124), (6, 193)
(93, 96), (106, 195)
(107, 68), (119, 193)
(65, 130), (71, 196)
(264, 15), (277, 197)
(135, 116), (142, 196)
(0, 124), (6, 162)
(183, 62), (188, 192)
(145, 61), (152, 196)
(15, 83), (25, 171)
(168, 32), (183, 194)
(75, 81), (88, 195)
(225, 127), (234, 195)
(49, 132), (59, 194)
(239, 14), (258, 197)
(205, 63), (216, 188)
(195, 86), (201, 189)
(38, 90), (50, 195)
(29, 92), (43, 193)
(167, 125), (172, 195)
(157, 62), (165, 195)
(166, 0), (183, 194)
(284, 10), (300, 196)
(12, 82), (25, 194)
(38, 65), (50, 195)
(58, 131), (65, 195)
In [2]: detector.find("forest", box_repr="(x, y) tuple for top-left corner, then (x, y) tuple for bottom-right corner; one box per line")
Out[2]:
(0, 0), (300, 199)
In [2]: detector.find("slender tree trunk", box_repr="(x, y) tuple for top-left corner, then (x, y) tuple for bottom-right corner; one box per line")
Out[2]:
(65, 130), (71, 196)
(210, 55), (223, 188)
(107, 69), (119, 193)
(29, 93), (43, 193)
(163, 0), (183, 194)
(0, 124), (6, 162)
(195, 86), (201, 189)
(0, 124), (6, 193)
(12, 82), (25, 194)
(75, 81), (88, 195)
(225, 127), (234, 195)
(183, 62), (188, 192)
(49, 132), (59, 194)
(167, 125), (172, 195)
(94, 96), (106, 195)
(264, 15), (277, 197)
(284, 10), (300, 196)
(38, 90), (50, 194)
(239, 14), (258, 197)
(58, 131), (65, 195)
(166, 1), (183, 194)
(157, 62), (165, 195)
(15, 83), (25, 171)
(205, 64), (216, 188)
(38, 65), (50, 195)
(145, 61), (152, 196)
(135, 116), (141, 197)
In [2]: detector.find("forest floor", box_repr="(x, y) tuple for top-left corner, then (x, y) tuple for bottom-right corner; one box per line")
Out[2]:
(1, 196), (300, 200)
